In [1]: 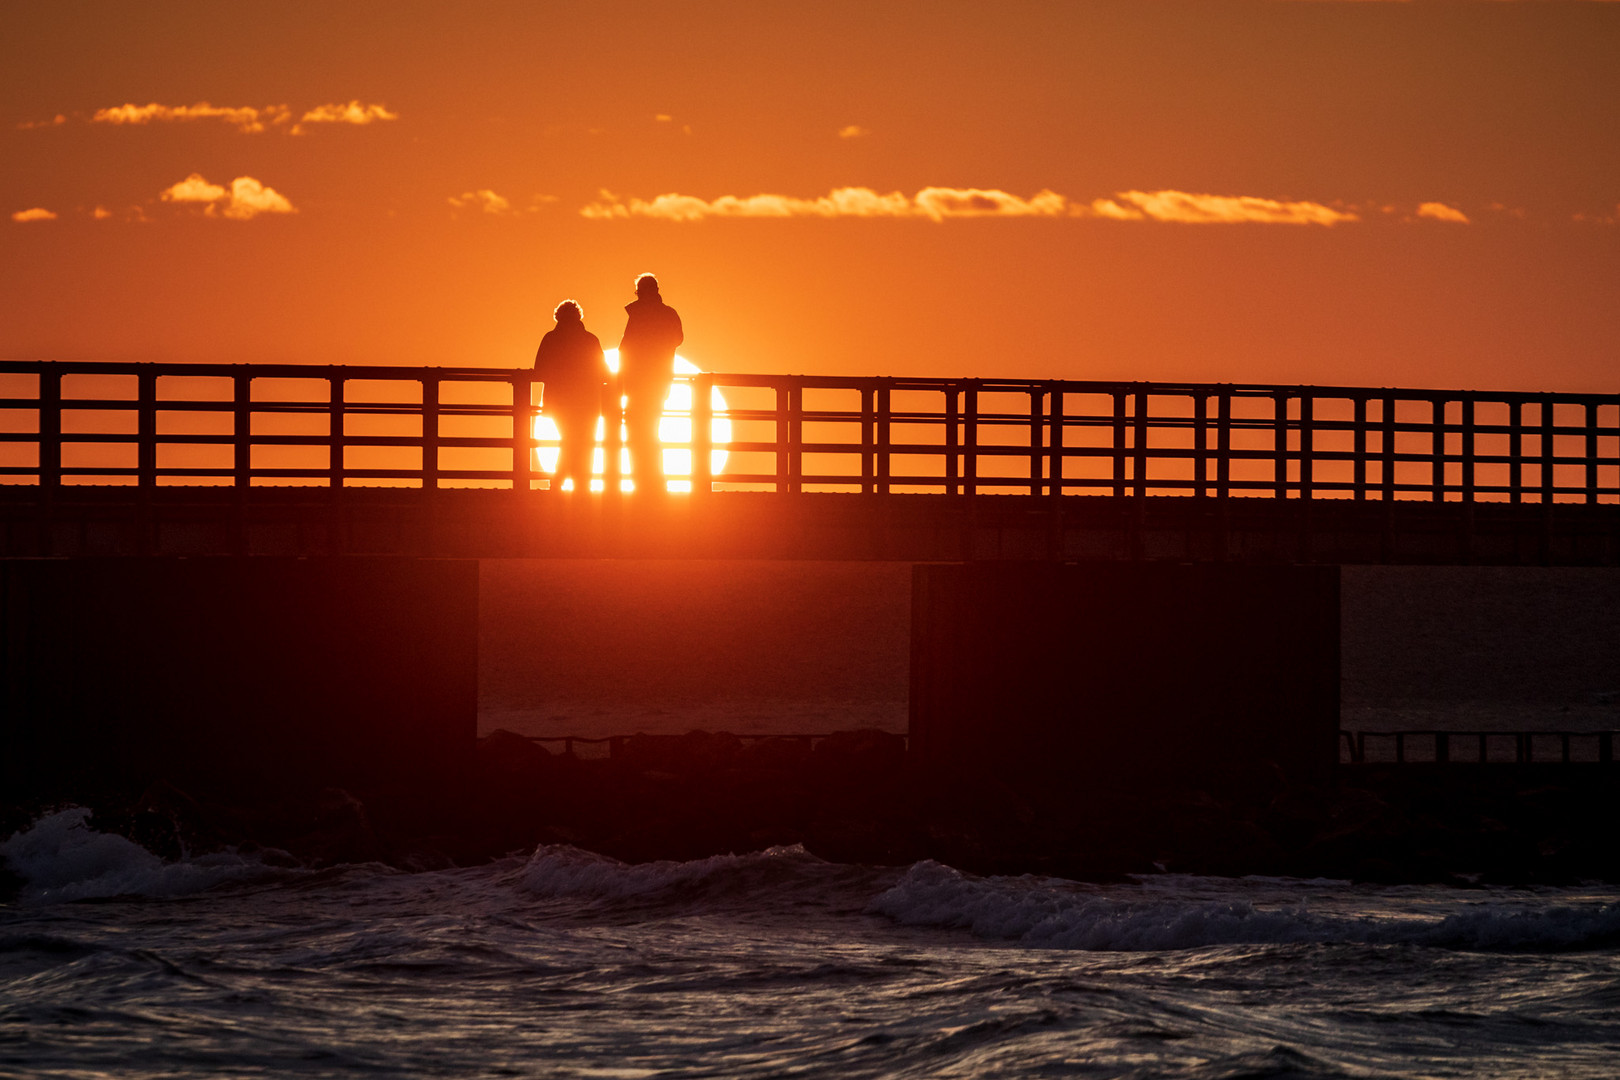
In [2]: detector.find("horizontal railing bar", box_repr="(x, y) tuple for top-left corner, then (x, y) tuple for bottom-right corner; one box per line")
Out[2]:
(7, 361), (1620, 502)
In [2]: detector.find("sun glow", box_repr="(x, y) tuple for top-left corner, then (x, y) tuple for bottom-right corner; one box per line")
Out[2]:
(533, 353), (731, 492)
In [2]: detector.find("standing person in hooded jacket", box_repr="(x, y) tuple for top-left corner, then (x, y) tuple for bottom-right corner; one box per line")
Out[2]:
(616, 273), (683, 490)
(534, 300), (608, 492)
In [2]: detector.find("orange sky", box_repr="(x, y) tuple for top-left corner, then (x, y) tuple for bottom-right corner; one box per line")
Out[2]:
(3, 1), (1617, 391)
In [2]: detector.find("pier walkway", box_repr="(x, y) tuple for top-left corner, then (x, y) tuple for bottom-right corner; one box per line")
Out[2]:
(3, 360), (1617, 563)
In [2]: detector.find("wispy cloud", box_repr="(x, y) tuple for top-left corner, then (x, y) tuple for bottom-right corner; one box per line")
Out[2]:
(94, 102), (292, 133)
(1415, 201), (1470, 224)
(11, 207), (57, 223)
(1573, 205), (1620, 226)
(837, 125), (869, 139)
(581, 186), (1357, 225)
(159, 173), (295, 219)
(57, 101), (396, 134)
(1081, 190), (1359, 225)
(582, 186), (1070, 222)
(290, 100), (399, 135)
(15, 114), (66, 130)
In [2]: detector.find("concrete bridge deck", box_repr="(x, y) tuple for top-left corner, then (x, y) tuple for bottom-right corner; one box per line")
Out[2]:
(4, 485), (1619, 564)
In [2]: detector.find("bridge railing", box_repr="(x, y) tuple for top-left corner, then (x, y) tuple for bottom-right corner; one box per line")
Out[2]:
(1341, 729), (1618, 765)
(3, 360), (1618, 502)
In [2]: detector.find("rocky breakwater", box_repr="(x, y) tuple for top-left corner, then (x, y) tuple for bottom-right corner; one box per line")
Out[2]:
(5, 731), (1620, 885)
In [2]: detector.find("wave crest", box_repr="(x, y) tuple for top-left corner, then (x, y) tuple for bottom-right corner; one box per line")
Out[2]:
(515, 843), (836, 904)
(0, 808), (284, 904)
(868, 861), (1620, 952)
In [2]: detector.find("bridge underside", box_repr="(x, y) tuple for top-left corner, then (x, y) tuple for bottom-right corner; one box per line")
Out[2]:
(3, 488), (1617, 564)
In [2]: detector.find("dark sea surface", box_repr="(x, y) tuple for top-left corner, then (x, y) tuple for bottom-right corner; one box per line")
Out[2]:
(5, 808), (1620, 1079)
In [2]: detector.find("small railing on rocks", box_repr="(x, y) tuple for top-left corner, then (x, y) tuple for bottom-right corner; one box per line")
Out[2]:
(524, 732), (907, 762)
(530, 731), (1616, 767)
(1341, 729), (1619, 765)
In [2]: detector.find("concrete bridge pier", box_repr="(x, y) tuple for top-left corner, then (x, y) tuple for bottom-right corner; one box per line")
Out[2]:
(909, 561), (1341, 792)
(1, 557), (478, 803)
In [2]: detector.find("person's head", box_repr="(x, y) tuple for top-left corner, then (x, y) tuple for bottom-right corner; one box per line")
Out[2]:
(634, 273), (660, 298)
(553, 299), (582, 324)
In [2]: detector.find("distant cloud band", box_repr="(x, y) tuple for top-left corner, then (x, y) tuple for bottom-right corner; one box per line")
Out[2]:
(11, 207), (57, 223)
(94, 102), (291, 133)
(1084, 190), (1359, 226)
(582, 187), (1070, 222)
(582, 187), (1362, 225)
(291, 101), (399, 135)
(77, 101), (397, 134)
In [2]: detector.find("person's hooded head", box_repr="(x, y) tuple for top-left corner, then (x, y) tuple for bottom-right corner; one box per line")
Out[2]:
(553, 299), (583, 326)
(634, 273), (660, 300)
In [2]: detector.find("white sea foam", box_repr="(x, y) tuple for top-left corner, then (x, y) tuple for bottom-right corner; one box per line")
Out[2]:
(0, 808), (279, 904)
(869, 860), (1620, 952)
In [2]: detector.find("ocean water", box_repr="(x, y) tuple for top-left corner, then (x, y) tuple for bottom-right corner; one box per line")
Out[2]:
(4, 808), (1619, 1079)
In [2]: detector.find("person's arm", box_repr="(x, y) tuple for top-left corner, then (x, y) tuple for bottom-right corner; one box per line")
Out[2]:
(533, 332), (556, 408)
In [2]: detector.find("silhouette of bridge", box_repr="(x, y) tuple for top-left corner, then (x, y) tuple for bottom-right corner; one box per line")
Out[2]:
(3, 359), (1618, 563)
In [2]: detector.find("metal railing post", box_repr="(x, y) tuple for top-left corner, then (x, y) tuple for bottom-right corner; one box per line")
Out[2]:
(38, 366), (61, 493)
(137, 369), (157, 488)
(963, 383), (979, 496)
(329, 374), (346, 488)
(233, 373), (252, 489)
(860, 383), (875, 494)
(875, 380), (890, 496)
(1048, 384), (1064, 498)
(1353, 395), (1367, 500)
(422, 375), (440, 490)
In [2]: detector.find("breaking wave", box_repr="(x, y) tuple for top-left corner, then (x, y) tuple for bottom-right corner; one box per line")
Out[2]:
(0, 808), (286, 904)
(513, 842), (883, 908)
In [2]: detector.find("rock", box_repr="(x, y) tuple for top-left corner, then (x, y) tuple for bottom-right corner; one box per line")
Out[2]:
(476, 729), (554, 777)
(813, 729), (906, 777)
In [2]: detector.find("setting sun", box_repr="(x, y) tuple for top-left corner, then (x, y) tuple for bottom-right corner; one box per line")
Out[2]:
(534, 352), (731, 492)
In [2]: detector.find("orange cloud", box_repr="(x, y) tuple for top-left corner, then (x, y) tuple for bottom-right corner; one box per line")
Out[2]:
(1416, 201), (1470, 223)
(290, 101), (399, 134)
(16, 114), (66, 130)
(86, 100), (395, 134)
(837, 125), (869, 139)
(92, 206), (113, 220)
(11, 207), (57, 222)
(1083, 190), (1358, 225)
(93, 102), (292, 133)
(222, 177), (295, 219)
(582, 186), (1362, 225)
(581, 186), (1069, 222)
(449, 189), (513, 215)
(161, 174), (229, 204)
(159, 173), (295, 219)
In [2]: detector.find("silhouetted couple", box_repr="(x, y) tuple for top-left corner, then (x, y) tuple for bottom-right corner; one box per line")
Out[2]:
(533, 273), (683, 492)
